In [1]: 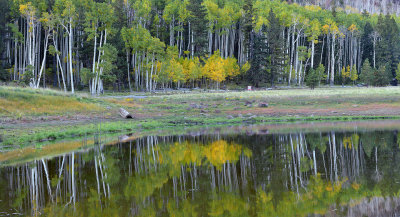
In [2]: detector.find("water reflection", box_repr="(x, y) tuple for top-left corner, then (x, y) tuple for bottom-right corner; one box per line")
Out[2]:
(1, 129), (400, 216)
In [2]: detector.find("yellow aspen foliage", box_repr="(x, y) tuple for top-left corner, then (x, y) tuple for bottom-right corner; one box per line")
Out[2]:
(342, 66), (351, 81)
(322, 24), (330, 35)
(202, 140), (246, 170)
(241, 62), (251, 74)
(202, 52), (225, 83)
(167, 58), (185, 83)
(343, 136), (352, 149)
(351, 182), (360, 190)
(348, 24), (358, 33)
(19, 4), (28, 14)
(202, 51), (240, 86)
(350, 67), (358, 82)
(223, 57), (240, 78)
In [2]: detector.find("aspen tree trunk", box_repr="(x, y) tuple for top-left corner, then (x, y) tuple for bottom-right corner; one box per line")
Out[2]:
(289, 25), (295, 85)
(146, 54), (149, 91)
(36, 32), (49, 88)
(69, 19), (74, 93)
(170, 16), (175, 46)
(93, 31), (103, 94)
(13, 21), (18, 80)
(330, 34), (335, 86)
(150, 56), (154, 91)
(311, 39), (315, 69)
(54, 36), (67, 92)
(191, 30), (194, 58)
(134, 51), (138, 90)
(97, 29), (108, 94)
(372, 33), (377, 68)
(127, 51), (132, 92)
(91, 25), (98, 94)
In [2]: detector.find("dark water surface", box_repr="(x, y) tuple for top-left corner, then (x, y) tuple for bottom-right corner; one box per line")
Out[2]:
(2, 121), (400, 216)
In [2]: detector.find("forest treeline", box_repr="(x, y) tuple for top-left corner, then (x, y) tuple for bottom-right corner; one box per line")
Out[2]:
(1, 0), (400, 93)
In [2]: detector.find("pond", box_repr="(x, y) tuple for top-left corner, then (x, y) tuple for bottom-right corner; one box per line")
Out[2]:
(1, 120), (400, 216)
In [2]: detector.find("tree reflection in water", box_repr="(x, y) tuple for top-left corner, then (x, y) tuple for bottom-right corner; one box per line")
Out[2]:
(1, 129), (400, 216)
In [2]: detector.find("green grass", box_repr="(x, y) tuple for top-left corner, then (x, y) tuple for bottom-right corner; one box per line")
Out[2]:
(2, 114), (399, 148)
(3, 85), (400, 148)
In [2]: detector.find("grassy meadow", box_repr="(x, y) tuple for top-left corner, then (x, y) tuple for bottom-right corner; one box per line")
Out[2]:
(2, 85), (400, 148)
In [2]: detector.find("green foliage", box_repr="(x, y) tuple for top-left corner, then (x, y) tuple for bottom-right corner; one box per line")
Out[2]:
(360, 59), (374, 85)
(376, 14), (400, 76)
(247, 34), (267, 87)
(6, 0), (400, 90)
(80, 67), (93, 85)
(395, 62), (400, 81)
(187, 0), (207, 56)
(373, 65), (390, 87)
(306, 69), (319, 89)
(266, 9), (286, 87)
(98, 44), (118, 85)
(306, 64), (326, 89)
(315, 64), (326, 84)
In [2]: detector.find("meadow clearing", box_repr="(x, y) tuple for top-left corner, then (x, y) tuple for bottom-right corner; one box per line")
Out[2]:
(2, 85), (400, 147)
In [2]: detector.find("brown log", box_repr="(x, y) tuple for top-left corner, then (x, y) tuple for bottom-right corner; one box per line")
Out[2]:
(119, 108), (133, 119)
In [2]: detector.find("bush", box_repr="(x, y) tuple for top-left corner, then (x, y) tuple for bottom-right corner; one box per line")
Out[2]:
(306, 69), (319, 90)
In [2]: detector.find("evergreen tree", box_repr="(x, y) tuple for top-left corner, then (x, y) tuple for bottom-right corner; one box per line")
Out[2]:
(315, 64), (326, 86)
(376, 14), (400, 77)
(306, 69), (318, 90)
(0, 0), (10, 81)
(187, 0), (207, 57)
(360, 59), (374, 85)
(247, 34), (267, 87)
(266, 10), (285, 87)
(361, 22), (373, 65)
(373, 65), (390, 86)
(242, 0), (254, 56)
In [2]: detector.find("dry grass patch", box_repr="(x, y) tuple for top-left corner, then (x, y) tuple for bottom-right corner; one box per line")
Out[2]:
(0, 86), (103, 116)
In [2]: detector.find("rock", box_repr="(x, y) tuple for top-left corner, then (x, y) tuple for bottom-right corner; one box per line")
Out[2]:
(190, 103), (199, 109)
(200, 109), (207, 113)
(258, 102), (269, 108)
(248, 115), (257, 119)
(238, 114), (243, 118)
(227, 115), (234, 119)
(244, 100), (253, 106)
(215, 109), (221, 114)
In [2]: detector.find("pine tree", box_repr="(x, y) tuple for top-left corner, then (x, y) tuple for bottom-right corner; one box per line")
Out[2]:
(187, 0), (207, 57)
(306, 69), (318, 90)
(266, 10), (285, 87)
(360, 59), (374, 86)
(373, 65), (390, 86)
(376, 14), (400, 77)
(247, 34), (267, 87)
(242, 0), (254, 56)
(361, 22), (373, 65)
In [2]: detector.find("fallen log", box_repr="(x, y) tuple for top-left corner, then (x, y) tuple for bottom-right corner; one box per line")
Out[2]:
(119, 108), (133, 119)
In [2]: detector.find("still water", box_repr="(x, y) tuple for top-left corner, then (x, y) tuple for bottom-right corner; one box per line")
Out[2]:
(1, 121), (400, 216)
